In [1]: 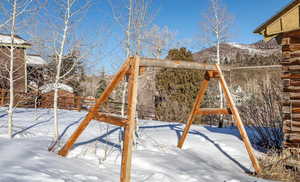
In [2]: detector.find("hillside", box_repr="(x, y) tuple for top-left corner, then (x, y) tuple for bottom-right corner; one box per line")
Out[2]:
(193, 39), (281, 66)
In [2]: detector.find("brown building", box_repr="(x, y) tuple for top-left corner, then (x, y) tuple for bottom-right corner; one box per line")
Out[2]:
(254, 0), (300, 147)
(0, 33), (31, 92)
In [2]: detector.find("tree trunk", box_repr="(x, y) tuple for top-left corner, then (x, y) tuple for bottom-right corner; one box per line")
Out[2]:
(53, 85), (59, 140)
(121, 81), (127, 117)
(120, 0), (133, 146)
(8, 44), (14, 138)
(8, 0), (17, 138)
(52, 0), (70, 141)
(216, 39), (224, 128)
(24, 50), (28, 93)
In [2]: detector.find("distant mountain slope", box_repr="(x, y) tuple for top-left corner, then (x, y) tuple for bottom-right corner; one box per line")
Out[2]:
(193, 39), (281, 66)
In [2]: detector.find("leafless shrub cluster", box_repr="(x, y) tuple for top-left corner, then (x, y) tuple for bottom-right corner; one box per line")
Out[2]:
(240, 78), (283, 150)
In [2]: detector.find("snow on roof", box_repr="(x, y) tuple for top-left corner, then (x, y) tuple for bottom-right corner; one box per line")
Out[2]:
(26, 55), (47, 66)
(40, 83), (74, 94)
(0, 34), (28, 45)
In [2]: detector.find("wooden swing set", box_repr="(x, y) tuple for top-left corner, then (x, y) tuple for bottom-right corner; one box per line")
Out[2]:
(58, 56), (261, 182)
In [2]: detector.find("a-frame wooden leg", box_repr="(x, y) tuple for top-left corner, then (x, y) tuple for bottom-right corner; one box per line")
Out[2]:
(120, 57), (140, 182)
(177, 76), (209, 148)
(215, 64), (261, 174)
(58, 59), (130, 156)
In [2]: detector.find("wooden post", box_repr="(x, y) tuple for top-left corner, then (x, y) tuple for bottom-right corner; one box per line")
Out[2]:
(215, 64), (261, 174)
(120, 56), (140, 182)
(77, 96), (81, 112)
(177, 76), (209, 148)
(58, 59), (130, 156)
(0, 89), (4, 106)
(57, 57), (261, 181)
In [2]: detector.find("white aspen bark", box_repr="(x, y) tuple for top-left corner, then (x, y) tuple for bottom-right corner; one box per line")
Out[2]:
(137, 33), (141, 56)
(213, 0), (224, 127)
(121, 0), (133, 118)
(217, 42), (224, 127)
(126, 0), (132, 58)
(53, 0), (70, 141)
(8, 0), (17, 138)
(34, 92), (38, 120)
(121, 81), (127, 117)
(156, 48), (161, 59)
(216, 39), (223, 113)
(24, 50), (28, 93)
(53, 83), (59, 140)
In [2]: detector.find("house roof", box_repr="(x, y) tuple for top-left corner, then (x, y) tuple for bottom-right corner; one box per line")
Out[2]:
(0, 33), (31, 47)
(26, 54), (47, 66)
(254, 0), (300, 39)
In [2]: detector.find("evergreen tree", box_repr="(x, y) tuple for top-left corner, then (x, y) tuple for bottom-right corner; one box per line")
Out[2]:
(166, 47), (193, 61)
(155, 47), (205, 122)
(96, 68), (107, 98)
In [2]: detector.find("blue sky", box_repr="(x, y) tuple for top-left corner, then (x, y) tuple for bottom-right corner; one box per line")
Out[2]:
(72, 0), (292, 73)
(152, 0), (290, 44)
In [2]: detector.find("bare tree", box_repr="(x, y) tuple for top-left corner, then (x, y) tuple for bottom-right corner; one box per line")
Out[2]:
(110, 0), (155, 119)
(144, 25), (176, 59)
(8, 0), (18, 138)
(130, 0), (155, 56)
(200, 0), (234, 127)
(45, 0), (90, 141)
(0, 0), (36, 138)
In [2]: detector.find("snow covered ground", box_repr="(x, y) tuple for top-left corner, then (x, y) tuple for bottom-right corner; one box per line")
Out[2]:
(0, 108), (273, 182)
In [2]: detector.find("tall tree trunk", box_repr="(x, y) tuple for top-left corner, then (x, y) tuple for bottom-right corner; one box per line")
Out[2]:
(53, 83), (60, 140)
(8, 0), (17, 138)
(53, 0), (70, 141)
(24, 50), (28, 93)
(121, 0), (133, 118)
(216, 39), (224, 128)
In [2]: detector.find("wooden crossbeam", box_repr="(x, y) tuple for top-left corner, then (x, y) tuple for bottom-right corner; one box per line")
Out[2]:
(195, 108), (232, 115)
(93, 112), (127, 127)
(57, 57), (261, 182)
(140, 58), (230, 71)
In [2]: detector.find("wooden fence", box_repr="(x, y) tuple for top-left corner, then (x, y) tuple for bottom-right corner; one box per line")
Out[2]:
(0, 89), (155, 119)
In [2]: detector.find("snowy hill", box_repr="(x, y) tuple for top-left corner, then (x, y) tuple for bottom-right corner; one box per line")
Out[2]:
(193, 40), (281, 64)
(0, 108), (273, 182)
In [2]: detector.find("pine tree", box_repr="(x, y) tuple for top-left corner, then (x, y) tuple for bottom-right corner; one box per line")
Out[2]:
(96, 68), (107, 98)
(166, 47), (193, 61)
(155, 47), (205, 122)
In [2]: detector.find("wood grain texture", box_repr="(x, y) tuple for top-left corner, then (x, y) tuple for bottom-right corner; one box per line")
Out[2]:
(195, 108), (232, 115)
(93, 112), (127, 127)
(177, 77), (209, 149)
(215, 64), (261, 174)
(120, 56), (140, 182)
(140, 57), (230, 71)
(58, 59), (130, 157)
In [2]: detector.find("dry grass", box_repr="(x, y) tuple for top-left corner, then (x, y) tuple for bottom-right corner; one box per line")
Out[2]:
(257, 149), (300, 182)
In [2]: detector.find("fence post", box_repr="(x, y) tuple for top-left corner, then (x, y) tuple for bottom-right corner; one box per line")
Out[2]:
(77, 96), (81, 112)
(1, 89), (5, 106)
